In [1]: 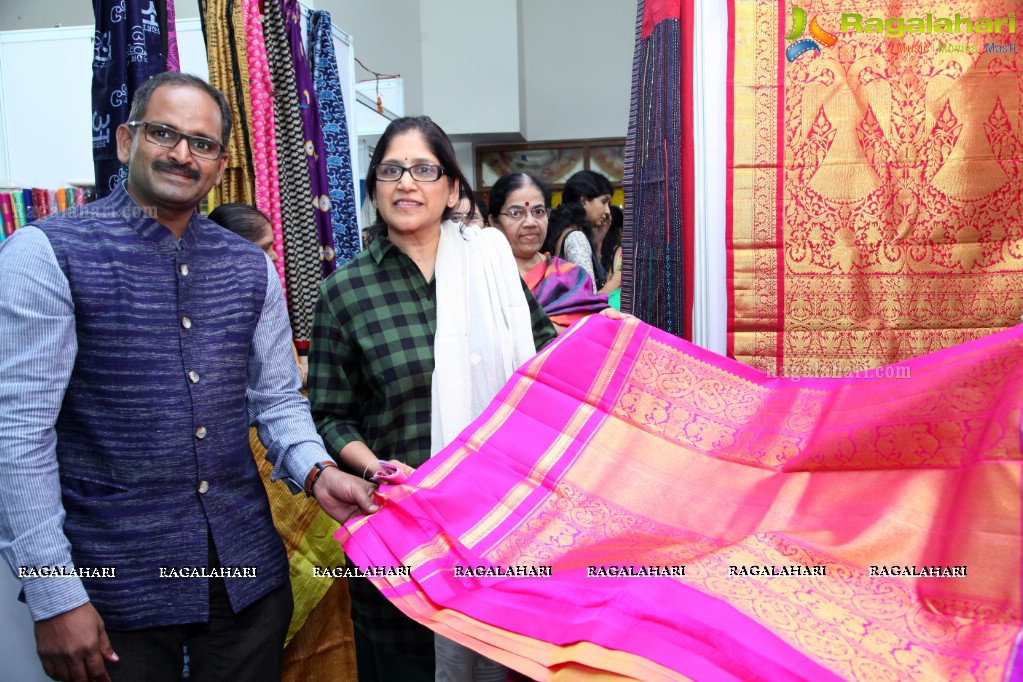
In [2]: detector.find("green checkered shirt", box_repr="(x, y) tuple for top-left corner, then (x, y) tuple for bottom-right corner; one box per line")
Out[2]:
(308, 234), (556, 471)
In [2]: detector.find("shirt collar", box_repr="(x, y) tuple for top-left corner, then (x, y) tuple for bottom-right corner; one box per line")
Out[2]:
(368, 233), (396, 265)
(109, 182), (202, 248)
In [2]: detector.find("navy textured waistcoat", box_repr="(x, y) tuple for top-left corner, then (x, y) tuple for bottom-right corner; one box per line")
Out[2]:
(38, 185), (288, 629)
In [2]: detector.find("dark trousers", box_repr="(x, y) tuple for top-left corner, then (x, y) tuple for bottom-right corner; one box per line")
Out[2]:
(106, 578), (292, 682)
(347, 573), (434, 682)
(354, 624), (434, 682)
(106, 536), (292, 682)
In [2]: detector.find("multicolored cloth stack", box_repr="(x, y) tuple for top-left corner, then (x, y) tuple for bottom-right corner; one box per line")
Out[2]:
(0, 187), (92, 239)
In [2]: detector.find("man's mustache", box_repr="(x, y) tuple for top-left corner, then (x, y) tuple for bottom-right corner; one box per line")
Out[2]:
(152, 160), (200, 180)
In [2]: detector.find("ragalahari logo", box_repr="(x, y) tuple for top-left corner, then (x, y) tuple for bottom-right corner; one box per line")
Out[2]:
(785, 6), (839, 62)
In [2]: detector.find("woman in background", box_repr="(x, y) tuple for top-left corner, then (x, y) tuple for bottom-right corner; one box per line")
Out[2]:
(208, 202), (356, 682)
(448, 185), (487, 227)
(308, 116), (556, 682)
(208, 203), (278, 260)
(603, 204), (624, 310)
(488, 172), (610, 334)
(543, 169), (619, 294)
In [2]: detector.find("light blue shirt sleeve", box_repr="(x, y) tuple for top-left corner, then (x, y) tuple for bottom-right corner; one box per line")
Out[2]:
(248, 256), (331, 493)
(0, 227), (90, 621)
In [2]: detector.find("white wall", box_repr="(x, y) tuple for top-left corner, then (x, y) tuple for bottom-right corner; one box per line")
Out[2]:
(1, 0), (634, 143)
(420, 0), (520, 136)
(518, 0), (634, 141)
(0, 19), (209, 189)
(318, 0), (424, 116)
(310, 0), (634, 143)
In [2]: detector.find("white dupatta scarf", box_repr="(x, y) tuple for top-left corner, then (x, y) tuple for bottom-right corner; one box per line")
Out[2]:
(430, 221), (537, 456)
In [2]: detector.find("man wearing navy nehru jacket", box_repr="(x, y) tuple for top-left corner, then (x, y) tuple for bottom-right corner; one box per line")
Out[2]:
(0, 72), (378, 682)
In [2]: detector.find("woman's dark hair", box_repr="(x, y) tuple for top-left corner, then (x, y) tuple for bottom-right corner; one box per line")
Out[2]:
(601, 204), (624, 273)
(486, 173), (551, 224)
(456, 187), (490, 226)
(364, 116), (471, 241)
(208, 203), (270, 242)
(473, 194), (489, 226)
(542, 170), (613, 255)
(561, 169), (613, 206)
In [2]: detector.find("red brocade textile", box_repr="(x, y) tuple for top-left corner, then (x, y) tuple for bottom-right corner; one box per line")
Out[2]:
(727, 0), (1023, 377)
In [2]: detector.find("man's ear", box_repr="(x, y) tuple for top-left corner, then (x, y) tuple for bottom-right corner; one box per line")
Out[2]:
(115, 124), (134, 165)
(213, 151), (228, 186)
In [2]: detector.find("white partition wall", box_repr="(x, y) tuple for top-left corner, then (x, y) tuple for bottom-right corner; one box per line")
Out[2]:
(0, 26), (95, 188)
(692, 0), (729, 355)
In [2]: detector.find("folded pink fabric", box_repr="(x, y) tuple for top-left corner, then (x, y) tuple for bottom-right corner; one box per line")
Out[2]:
(370, 461), (408, 485)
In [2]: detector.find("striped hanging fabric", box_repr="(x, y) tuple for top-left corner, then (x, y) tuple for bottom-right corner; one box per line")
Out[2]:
(308, 10), (362, 265)
(263, 0), (322, 345)
(240, 0), (288, 291)
(164, 0), (180, 72)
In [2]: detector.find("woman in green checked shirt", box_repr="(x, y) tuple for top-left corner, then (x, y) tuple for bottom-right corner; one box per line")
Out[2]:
(307, 116), (557, 682)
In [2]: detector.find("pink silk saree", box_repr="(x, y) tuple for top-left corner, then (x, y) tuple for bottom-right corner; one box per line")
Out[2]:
(341, 316), (1022, 681)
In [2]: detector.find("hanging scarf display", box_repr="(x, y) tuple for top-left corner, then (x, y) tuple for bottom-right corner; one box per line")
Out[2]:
(92, 0), (169, 198)
(263, 0), (322, 344)
(240, 0), (287, 291)
(202, 0), (256, 209)
(308, 10), (361, 265)
(163, 0), (180, 72)
(280, 0), (336, 276)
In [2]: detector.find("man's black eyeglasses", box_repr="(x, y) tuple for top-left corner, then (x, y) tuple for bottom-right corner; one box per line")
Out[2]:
(127, 121), (225, 160)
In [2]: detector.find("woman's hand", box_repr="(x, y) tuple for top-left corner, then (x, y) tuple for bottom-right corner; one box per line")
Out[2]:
(599, 307), (632, 321)
(386, 459), (417, 478)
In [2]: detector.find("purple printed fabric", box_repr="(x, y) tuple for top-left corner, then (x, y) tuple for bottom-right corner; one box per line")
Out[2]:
(165, 0), (179, 71)
(308, 10), (361, 265)
(280, 0), (335, 275)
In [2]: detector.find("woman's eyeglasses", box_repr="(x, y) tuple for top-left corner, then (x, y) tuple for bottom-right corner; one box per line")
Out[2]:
(374, 163), (446, 182)
(448, 212), (484, 226)
(498, 206), (549, 222)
